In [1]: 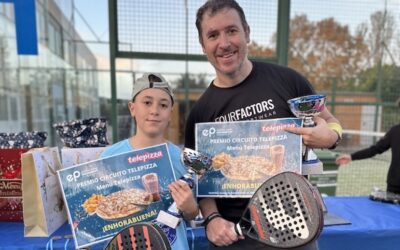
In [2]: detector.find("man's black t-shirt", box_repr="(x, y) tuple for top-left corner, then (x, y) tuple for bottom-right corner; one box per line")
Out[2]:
(184, 61), (315, 222)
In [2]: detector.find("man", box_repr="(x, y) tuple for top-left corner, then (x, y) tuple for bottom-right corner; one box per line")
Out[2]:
(184, 1), (342, 249)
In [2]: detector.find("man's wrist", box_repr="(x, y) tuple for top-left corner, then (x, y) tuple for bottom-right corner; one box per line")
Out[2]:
(202, 211), (222, 228)
(328, 122), (342, 150)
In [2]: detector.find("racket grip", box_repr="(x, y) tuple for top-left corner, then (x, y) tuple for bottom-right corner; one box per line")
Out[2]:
(234, 223), (243, 236)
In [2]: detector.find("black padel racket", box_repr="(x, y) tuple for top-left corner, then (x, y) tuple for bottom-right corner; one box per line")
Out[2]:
(104, 222), (171, 250)
(235, 171), (324, 248)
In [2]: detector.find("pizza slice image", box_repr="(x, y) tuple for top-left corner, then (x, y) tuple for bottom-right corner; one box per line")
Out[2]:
(212, 153), (280, 181)
(82, 188), (154, 220)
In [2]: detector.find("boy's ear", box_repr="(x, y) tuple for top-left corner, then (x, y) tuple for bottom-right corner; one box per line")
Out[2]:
(128, 101), (135, 117)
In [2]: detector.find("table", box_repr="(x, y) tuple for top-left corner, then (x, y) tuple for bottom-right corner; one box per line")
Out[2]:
(319, 196), (400, 250)
(1, 197), (399, 250)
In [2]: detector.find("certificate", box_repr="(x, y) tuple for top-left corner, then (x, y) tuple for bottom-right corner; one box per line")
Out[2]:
(57, 143), (176, 248)
(195, 118), (303, 197)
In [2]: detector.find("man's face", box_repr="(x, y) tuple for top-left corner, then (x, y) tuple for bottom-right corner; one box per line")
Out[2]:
(200, 8), (250, 78)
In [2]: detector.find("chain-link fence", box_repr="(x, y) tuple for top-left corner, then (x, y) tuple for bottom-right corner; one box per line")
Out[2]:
(112, 0), (400, 195)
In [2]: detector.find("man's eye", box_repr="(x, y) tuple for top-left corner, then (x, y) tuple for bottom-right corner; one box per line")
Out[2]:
(143, 101), (152, 105)
(228, 29), (237, 35)
(208, 33), (217, 39)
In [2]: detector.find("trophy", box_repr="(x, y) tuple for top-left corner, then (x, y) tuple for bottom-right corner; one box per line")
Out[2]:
(287, 94), (326, 173)
(158, 148), (212, 228)
(181, 148), (212, 174)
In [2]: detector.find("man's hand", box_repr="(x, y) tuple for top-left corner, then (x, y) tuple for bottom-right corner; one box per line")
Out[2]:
(205, 217), (244, 246)
(285, 116), (339, 148)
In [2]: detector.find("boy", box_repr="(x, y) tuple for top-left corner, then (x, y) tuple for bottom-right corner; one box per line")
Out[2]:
(101, 73), (198, 250)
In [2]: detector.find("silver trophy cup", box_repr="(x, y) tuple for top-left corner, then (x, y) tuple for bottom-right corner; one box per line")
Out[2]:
(160, 148), (212, 226)
(181, 148), (212, 178)
(287, 94), (326, 166)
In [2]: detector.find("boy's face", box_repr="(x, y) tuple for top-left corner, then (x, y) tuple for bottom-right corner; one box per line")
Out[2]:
(129, 88), (173, 138)
(200, 8), (250, 78)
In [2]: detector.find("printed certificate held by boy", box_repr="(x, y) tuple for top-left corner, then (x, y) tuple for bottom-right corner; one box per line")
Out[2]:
(57, 143), (176, 249)
(195, 118), (303, 198)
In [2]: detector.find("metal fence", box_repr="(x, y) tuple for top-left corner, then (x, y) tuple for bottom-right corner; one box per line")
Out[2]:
(111, 0), (400, 194)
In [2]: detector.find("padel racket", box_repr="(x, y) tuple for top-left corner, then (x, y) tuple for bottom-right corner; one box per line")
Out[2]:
(104, 222), (171, 250)
(235, 171), (324, 248)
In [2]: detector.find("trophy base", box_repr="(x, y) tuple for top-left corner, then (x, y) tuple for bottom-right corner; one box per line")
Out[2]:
(302, 160), (323, 175)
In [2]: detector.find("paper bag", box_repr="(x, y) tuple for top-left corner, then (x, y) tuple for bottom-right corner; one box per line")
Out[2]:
(0, 149), (29, 221)
(21, 147), (67, 237)
(60, 147), (106, 168)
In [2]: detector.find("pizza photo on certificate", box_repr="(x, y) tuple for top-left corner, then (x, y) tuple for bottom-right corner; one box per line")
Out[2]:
(212, 152), (279, 181)
(82, 188), (153, 220)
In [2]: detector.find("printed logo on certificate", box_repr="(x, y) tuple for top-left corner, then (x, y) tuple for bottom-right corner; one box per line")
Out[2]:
(195, 118), (303, 197)
(57, 144), (176, 249)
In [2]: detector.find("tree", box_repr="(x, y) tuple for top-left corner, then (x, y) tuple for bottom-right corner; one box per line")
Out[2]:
(367, 10), (396, 65)
(288, 15), (370, 91)
(174, 73), (210, 89)
(248, 41), (275, 58)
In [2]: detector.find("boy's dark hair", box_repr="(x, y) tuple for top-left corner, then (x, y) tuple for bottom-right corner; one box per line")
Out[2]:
(195, 0), (249, 45)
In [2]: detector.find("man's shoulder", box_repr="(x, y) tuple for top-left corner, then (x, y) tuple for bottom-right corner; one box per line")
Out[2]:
(253, 60), (300, 75)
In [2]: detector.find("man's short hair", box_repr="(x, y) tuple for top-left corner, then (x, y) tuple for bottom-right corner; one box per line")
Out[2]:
(195, 0), (249, 45)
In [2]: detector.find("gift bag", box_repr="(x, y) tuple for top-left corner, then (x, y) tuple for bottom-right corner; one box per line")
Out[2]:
(21, 147), (67, 237)
(53, 118), (109, 148)
(61, 147), (106, 168)
(0, 131), (47, 222)
(0, 149), (29, 221)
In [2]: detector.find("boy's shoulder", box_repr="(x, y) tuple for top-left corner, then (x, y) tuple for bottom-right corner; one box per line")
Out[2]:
(101, 139), (131, 158)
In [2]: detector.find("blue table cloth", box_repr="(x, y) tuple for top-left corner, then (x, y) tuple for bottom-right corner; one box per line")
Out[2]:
(319, 196), (400, 250)
(1, 196), (399, 250)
